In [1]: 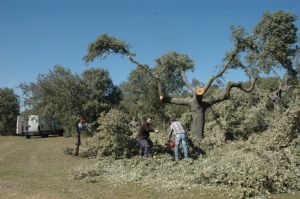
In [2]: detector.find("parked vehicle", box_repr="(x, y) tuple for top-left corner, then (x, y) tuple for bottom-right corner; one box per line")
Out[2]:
(16, 115), (64, 138)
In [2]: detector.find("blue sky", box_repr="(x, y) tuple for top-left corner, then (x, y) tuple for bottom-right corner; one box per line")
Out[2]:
(1, 0), (300, 96)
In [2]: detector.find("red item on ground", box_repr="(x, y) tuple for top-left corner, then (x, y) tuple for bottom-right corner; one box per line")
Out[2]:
(166, 140), (175, 149)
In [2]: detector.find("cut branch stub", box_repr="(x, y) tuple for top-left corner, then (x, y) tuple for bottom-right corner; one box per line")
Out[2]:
(160, 96), (164, 101)
(195, 87), (205, 96)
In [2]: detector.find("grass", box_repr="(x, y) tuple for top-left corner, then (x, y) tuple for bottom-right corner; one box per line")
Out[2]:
(0, 136), (299, 199)
(0, 136), (222, 199)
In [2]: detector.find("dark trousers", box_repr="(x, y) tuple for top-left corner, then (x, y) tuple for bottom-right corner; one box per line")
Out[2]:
(138, 138), (153, 158)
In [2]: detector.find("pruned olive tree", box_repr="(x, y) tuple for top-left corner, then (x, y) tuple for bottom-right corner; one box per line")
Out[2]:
(83, 11), (298, 139)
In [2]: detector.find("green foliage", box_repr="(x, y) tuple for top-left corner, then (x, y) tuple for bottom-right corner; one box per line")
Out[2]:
(254, 11), (298, 74)
(205, 90), (269, 142)
(229, 11), (299, 80)
(154, 51), (195, 95)
(120, 67), (166, 122)
(0, 88), (19, 135)
(82, 109), (136, 159)
(81, 68), (121, 122)
(251, 99), (300, 150)
(256, 77), (281, 92)
(83, 34), (131, 63)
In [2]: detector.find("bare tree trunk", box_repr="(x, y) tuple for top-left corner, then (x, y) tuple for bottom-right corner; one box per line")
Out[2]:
(191, 106), (206, 138)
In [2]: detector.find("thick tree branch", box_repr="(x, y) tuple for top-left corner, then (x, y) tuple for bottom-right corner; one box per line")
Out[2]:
(203, 48), (239, 94)
(207, 78), (257, 105)
(160, 96), (192, 106)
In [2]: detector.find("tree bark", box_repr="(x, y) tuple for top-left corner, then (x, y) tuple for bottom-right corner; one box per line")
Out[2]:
(190, 95), (210, 138)
(191, 105), (206, 138)
(160, 96), (191, 106)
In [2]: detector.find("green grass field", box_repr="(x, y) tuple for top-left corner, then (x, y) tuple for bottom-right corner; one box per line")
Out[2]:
(0, 136), (298, 199)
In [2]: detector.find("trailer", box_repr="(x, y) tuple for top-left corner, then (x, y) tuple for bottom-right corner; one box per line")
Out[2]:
(16, 115), (64, 138)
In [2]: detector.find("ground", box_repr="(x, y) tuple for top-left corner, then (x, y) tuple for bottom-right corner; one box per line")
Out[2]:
(0, 136), (298, 199)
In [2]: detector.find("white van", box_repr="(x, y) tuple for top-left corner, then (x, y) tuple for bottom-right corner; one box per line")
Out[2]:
(16, 115), (64, 138)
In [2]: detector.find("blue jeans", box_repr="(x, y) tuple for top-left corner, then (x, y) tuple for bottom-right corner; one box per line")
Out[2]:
(175, 133), (189, 160)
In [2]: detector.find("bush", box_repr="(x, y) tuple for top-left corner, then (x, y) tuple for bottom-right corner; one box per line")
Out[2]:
(249, 100), (300, 151)
(82, 109), (137, 159)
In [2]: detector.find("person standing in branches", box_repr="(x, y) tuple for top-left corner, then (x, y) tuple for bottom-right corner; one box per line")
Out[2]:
(137, 117), (158, 158)
(75, 117), (86, 156)
(168, 118), (189, 161)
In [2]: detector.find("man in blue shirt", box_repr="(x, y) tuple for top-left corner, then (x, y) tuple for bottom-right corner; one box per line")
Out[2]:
(168, 118), (189, 161)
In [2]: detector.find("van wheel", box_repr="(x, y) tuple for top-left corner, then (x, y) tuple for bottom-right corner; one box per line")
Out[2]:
(25, 135), (31, 139)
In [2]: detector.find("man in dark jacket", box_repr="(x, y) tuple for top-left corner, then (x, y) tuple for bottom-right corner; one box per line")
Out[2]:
(137, 117), (157, 158)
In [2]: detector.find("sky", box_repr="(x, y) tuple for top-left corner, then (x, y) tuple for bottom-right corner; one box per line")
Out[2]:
(1, 0), (300, 97)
